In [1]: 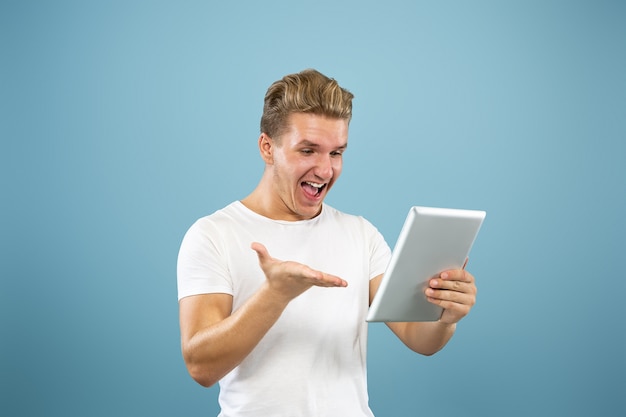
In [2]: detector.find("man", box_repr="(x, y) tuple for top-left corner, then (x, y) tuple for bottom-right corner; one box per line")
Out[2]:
(177, 69), (477, 416)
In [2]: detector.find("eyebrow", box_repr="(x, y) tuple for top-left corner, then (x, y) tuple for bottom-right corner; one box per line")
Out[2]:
(298, 140), (348, 150)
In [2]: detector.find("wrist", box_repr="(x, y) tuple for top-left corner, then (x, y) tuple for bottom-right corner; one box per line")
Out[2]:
(436, 320), (457, 332)
(258, 282), (294, 309)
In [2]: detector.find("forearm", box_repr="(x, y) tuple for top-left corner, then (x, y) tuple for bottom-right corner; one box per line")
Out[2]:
(387, 320), (456, 356)
(183, 284), (289, 387)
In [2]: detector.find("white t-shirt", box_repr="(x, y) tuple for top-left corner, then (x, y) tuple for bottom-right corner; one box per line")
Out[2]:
(177, 202), (391, 417)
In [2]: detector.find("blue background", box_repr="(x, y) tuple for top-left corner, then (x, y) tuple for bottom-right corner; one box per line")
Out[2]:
(2, 1), (625, 416)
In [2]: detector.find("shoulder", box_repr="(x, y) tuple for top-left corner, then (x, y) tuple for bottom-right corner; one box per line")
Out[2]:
(180, 202), (244, 246)
(186, 202), (246, 230)
(322, 204), (377, 228)
(321, 204), (383, 240)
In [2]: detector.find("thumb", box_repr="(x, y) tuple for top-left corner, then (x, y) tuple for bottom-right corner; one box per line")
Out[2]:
(250, 242), (270, 265)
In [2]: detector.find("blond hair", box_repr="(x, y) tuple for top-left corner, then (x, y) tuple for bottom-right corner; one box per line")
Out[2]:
(260, 69), (354, 138)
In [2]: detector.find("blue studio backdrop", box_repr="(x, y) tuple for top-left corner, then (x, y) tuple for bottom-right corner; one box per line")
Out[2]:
(2, 1), (625, 416)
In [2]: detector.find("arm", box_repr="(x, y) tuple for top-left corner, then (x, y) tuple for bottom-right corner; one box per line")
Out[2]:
(369, 267), (477, 356)
(179, 242), (347, 387)
(179, 285), (288, 387)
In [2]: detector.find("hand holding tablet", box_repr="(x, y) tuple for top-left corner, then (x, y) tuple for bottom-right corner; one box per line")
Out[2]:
(367, 206), (486, 322)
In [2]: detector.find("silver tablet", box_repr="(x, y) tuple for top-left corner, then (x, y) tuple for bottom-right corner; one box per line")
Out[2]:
(367, 206), (486, 322)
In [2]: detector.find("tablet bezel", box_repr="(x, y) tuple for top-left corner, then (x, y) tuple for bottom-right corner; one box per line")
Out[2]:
(366, 206), (486, 322)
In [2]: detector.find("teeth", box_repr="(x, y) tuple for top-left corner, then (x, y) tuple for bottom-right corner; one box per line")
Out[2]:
(305, 181), (325, 188)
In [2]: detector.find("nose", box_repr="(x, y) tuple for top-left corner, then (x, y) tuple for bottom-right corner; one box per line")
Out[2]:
(314, 154), (334, 181)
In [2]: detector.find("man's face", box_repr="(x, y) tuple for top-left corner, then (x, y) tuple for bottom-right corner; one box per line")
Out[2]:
(267, 112), (348, 221)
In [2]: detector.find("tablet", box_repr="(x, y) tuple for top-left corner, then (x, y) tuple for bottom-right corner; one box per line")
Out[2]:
(367, 206), (486, 322)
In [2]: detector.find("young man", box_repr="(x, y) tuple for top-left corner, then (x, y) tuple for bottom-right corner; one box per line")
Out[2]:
(177, 69), (477, 416)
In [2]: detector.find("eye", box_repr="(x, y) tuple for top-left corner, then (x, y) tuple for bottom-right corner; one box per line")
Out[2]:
(330, 150), (344, 157)
(300, 149), (314, 155)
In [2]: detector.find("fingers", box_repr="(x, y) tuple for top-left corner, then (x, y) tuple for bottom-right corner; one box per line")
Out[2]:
(250, 242), (348, 288)
(426, 272), (472, 318)
(439, 268), (474, 283)
(317, 272), (348, 288)
(425, 268), (477, 323)
(250, 242), (271, 266)
(250, 241), (268, 259)
(425, 285), (475, 305)
(287, 264), (348, 288)
(429, 268), (475, 293)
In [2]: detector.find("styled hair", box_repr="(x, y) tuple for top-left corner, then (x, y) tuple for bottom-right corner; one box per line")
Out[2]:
(260, 69), (354, 138)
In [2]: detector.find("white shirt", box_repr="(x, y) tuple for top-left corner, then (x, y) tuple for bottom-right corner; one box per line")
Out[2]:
(177, 202), (391, 417)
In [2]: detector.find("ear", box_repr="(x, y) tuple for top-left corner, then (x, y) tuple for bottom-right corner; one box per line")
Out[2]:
(258, 133), (274, 164)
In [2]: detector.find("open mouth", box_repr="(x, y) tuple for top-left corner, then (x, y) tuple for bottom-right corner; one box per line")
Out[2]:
(301, 181), (326, 198)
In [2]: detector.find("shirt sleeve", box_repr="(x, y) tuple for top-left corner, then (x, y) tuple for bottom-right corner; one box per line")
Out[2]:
(363, 218), (392, 280)
(176, 217), (234, 301)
